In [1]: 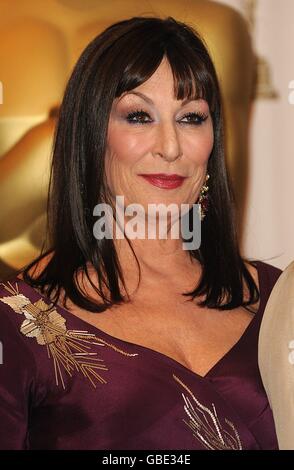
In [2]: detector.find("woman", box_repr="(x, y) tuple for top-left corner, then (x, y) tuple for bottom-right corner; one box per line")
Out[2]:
(259, 261), (294, 450)
(0, 16), (281, 450)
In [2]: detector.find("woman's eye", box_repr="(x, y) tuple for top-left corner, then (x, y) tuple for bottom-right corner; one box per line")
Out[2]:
(180, 112), (208, 125)
(125, 110), (208, 125)
(126, 110), (152, 124)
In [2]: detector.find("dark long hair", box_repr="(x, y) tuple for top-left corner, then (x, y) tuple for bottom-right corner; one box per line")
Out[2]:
(22, 16), (259, 312)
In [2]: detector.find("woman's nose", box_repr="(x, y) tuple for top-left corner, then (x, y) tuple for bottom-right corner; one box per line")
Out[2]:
(152, 121), (183, 162)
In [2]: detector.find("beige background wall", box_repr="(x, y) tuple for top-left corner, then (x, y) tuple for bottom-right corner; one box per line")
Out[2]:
(217, 0), (294, 269)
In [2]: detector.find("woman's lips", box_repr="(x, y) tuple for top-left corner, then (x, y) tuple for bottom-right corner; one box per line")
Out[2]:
(139, 174), (187, 189)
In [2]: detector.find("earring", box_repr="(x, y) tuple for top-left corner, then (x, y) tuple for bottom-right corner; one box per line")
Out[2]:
(198, 174), (210, 221)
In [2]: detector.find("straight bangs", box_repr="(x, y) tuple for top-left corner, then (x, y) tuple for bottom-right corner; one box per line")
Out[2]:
(111, 19), (219, 117)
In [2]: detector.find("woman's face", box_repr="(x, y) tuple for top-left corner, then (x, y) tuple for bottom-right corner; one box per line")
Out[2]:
(105, 57), (214, 213)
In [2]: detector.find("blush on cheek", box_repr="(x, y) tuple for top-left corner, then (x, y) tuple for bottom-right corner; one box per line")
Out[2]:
(108, 132), (142, 165)
(190, 142), (213, 165)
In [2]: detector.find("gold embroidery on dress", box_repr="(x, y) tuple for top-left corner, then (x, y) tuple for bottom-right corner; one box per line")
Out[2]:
(173, 374), (242, 450)
(0, 281), (138, 389)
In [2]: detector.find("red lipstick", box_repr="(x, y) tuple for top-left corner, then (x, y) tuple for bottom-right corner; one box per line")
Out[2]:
(139, 173), (187, 189)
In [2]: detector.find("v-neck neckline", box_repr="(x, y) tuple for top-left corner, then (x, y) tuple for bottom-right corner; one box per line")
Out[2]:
(16, 261), (265, 382)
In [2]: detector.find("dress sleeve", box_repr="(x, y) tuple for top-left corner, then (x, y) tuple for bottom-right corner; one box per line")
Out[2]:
(258, 261), (294, 450)
(0, 305), (36, 450)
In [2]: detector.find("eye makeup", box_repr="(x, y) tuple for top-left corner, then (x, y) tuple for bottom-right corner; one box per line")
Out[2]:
(125, 109), (209, 125)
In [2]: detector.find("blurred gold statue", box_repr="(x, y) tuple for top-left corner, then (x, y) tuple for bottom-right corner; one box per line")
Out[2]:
(0, 0), (255, 279)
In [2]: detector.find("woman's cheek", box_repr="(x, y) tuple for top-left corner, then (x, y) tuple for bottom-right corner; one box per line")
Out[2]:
(185, 141), (212, 165)
(197, 131), (214, 163)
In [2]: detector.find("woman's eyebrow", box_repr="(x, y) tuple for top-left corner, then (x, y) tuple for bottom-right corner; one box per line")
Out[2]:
(123, 91), (154, 105)
(120, 91), (200, 106)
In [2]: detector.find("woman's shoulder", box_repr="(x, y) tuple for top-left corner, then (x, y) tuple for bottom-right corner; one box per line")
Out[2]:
(0, 276), (32, 324)
(0, 273), (62, 360)
(0, 274), (43, 317)
(0, 251), (56, 323)
(0, 276), (43, 348)
(243, 260), (282, 317)
(252, 260), (283, 295)
(0, 277), (37, 380)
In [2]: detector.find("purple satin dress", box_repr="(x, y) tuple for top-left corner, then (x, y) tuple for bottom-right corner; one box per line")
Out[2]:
(0, 261), (281, 450)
